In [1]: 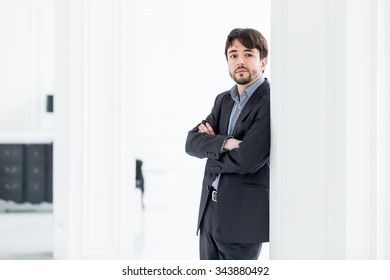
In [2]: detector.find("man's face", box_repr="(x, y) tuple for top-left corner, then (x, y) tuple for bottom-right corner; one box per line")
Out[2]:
(227, 39), (267, 86)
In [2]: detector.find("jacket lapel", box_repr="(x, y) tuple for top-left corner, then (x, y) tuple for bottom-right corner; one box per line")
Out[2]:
(219, 93), (234, 135)
(232, 79), (269, 136)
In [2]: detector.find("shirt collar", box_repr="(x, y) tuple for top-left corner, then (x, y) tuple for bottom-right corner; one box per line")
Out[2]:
(229, 75), (265, 103)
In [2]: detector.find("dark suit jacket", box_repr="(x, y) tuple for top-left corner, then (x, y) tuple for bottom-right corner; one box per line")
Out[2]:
(185, 79), (270, 244)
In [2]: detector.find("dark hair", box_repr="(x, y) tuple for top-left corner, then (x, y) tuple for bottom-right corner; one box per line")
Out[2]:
(224, 28), (268, 60)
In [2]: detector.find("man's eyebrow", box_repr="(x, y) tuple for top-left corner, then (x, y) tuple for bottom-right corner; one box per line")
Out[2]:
(228, 48), (255, 54)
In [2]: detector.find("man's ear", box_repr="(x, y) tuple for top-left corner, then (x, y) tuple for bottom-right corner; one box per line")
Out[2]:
(260, 57), (268, 71)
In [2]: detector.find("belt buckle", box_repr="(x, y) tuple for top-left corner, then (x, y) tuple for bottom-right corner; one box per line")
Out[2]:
(211, 190), (217, 202)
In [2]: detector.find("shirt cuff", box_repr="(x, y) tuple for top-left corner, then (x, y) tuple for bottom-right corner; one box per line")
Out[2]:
(220, 136), (233, 153)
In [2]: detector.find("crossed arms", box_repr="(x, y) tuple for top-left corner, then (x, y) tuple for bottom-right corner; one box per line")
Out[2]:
(197, 122), (241, 151)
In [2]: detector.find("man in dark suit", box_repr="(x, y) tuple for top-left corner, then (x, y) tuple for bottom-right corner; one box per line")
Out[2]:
(185, 28), (270, 260)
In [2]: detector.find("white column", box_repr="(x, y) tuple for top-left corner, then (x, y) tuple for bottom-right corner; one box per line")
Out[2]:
(54, 0), (136, 259)
(374, 0), (390, 260)
(271, 0), (390, 259)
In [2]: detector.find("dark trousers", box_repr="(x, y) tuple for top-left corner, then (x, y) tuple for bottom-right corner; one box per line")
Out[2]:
(199, 193), (262, 260)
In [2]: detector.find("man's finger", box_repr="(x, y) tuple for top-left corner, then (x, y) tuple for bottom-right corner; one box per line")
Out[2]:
(198, 124), (207, 133)
(205, 123), (215, 135)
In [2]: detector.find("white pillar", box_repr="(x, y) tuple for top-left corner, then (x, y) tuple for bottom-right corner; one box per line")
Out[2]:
(374, 0), (390, 260)
(54, 0), (136, 259)
(271, 0), (390, 259)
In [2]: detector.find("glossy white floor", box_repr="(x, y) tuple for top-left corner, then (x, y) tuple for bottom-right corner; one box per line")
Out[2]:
(0, 170), (269, 260)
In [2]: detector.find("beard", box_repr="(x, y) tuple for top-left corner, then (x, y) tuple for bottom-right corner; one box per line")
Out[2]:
(230, 68), (257, 85)
(233, 74), (252, 85)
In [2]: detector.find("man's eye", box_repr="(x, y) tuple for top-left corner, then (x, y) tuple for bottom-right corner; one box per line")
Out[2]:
(230, 54), (237, 58)
(246, 53), (253, 57)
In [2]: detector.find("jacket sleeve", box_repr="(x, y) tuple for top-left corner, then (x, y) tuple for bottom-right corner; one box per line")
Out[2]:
(185, 95), (230, 160)
(209, 98), (270, 174)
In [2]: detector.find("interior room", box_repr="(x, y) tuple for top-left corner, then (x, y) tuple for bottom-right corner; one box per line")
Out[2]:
(1, 0), (390, 261)
(0, 0), (270, 260)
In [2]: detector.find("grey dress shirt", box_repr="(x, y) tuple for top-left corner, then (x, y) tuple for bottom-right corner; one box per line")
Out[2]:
(211, 75), (265, 190)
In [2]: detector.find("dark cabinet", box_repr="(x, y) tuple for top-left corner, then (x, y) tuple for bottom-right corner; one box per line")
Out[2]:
(0, 145), (24, 203)
(0, 143), (53, 204)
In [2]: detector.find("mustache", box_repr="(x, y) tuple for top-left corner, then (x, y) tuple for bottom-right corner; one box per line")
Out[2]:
(235, 66), (248, 73)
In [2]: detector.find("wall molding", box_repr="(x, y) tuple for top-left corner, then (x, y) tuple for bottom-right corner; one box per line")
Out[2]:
(271, 0), (345, 260)
(54, 0), (135, 259)
(271, 0), (390, 259)
(0, 0), (32, 129)
(372, 0), (390, 260)
(0, 0), (55, 131)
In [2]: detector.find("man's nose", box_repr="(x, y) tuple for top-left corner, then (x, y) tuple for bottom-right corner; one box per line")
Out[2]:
(237, 57), (244, 65)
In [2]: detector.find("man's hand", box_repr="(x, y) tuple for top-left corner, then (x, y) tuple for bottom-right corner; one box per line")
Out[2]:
(224, 138), (242, 151)
(198, 122), (215, 135)
(198, 122), (241, 151)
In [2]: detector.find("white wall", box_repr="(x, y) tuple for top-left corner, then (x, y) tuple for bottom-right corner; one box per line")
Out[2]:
(271, 0), (390, 259)
(382, 0), (390, 259)
(54, 0), (135, 259)
(0, 0), (55, 139)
